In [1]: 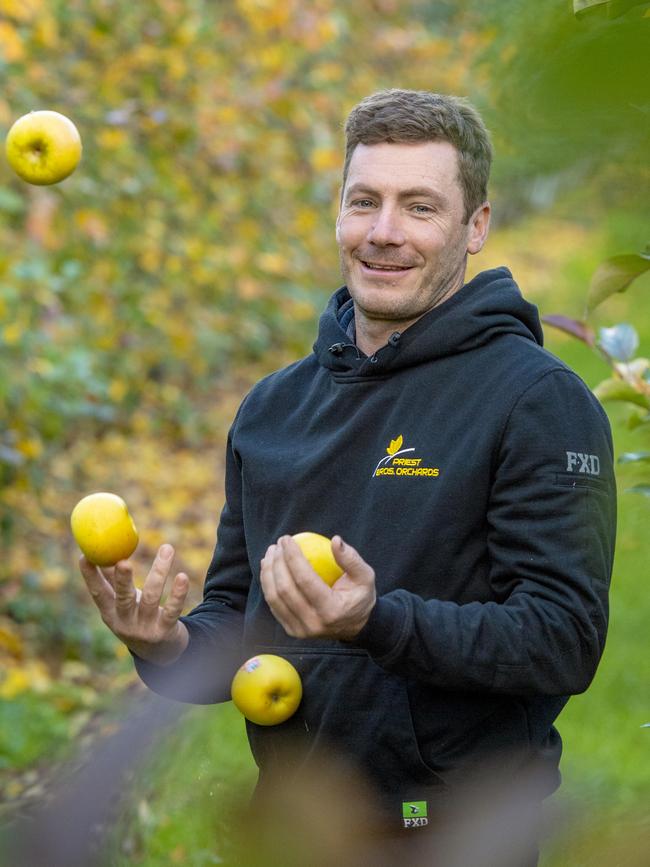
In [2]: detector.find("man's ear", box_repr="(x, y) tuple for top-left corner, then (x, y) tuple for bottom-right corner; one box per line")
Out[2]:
(335, 192), (343, 243)
(467, 201), (491, 255)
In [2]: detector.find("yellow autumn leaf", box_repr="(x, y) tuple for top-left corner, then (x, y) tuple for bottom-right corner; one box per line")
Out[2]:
(310, 147), (341, 173)
(2, 321), (24, 345)
(0, 20), (25, 62)
(0, 0), (43, 23)
(40, 567), (67, 591)
(0, 661), (50, 699)
(387, 435), (403, 456)
(33, 15), (59, 48)
(0, 667), (30, 699)
(108, 379), (129, 402)
(0, 623), (23, 658)
(258, 252), (289, 275)
(17, 436), (43, 460)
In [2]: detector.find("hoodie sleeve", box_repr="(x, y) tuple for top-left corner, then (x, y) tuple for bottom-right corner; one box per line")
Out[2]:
(352, 369), (617, 697)
(132, 423), (250, 704)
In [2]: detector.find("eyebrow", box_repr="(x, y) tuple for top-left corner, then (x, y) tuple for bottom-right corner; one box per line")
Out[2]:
(344, 183), (450, 206)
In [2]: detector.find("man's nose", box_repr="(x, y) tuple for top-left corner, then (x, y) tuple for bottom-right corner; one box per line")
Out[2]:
(366, 205), (405, 246)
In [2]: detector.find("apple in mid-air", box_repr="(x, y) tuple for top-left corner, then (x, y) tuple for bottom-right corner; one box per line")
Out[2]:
(71, 492), (139, 567)
(231, 654), (302, 726)
(292, 532), (344, 587)
(5, 110), (82, 185)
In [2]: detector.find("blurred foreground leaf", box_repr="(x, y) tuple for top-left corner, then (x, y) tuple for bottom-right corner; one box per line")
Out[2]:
(598, 324), (640, 361)
(542, 315), (595, 346)
(618, 451), (650, 464)
(587, 253), (650, 312)
(592, 378), (650, 407)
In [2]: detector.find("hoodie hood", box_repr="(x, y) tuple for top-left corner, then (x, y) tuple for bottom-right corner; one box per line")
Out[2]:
(314, 267), (544, 378)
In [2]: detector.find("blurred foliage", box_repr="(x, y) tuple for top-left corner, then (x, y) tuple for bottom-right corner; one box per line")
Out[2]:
(544, 249), (650, 495)
(0, 0), (487, 494)
(467, 0), (649, 223)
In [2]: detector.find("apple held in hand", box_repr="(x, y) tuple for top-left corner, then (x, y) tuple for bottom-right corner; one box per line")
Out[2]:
(292, 532), (344, 587)
(5, 110), (82, 185)
(71, 492), (139, 567)
(231, 654), (302, 726)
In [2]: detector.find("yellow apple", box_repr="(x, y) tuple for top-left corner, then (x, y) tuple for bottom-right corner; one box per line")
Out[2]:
(231, 654), (302, 726)
(292, 532), (344, 587)
(5, 110), (82, 185)
(71, 492), (139, 567)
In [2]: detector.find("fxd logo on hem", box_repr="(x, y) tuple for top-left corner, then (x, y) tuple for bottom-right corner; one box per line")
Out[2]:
(373, 435), (440, 479)
(402, 800), (428, 829)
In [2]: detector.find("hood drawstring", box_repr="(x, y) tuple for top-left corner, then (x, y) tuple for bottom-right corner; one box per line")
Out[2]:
(328, 342), (362, 359)
(330, 332), (401, 354)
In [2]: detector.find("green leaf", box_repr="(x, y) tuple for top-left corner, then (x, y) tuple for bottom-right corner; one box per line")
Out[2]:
(624, 485), (650, 498)
(618, 452), (650, 464)
(0, 187), (26, 215)
(574, 0), (650, 19)
(587, 253), (650, 312)
(593, 378), (650, 408)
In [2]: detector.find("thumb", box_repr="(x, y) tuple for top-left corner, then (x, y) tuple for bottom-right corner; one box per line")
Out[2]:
(331, 536), (373, 583)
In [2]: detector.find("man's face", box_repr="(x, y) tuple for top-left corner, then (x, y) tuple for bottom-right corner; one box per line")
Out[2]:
(336, 141), (489, 326)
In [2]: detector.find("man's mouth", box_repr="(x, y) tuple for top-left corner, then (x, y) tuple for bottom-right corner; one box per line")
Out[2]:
(360, 260), (413, 272)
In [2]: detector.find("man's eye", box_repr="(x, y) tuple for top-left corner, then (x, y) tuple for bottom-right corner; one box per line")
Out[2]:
(412, 204), (434, 214)
(351, 199), (374, 208)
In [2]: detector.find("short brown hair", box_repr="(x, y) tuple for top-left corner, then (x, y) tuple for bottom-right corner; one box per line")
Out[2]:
(342, 89), (492, 223)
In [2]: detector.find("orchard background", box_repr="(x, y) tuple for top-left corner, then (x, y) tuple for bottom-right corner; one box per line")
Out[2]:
(0, 1), (648, 864)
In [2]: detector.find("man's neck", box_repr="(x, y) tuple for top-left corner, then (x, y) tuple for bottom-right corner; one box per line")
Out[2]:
(352, 278), (465, 356)
(354, 316), (415, 357)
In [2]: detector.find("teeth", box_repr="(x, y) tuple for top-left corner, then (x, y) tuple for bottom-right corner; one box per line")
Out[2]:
(365, 263), (407, 271)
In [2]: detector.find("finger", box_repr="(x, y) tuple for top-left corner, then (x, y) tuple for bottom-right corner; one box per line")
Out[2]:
(272, 540), (326, 634)
(161, 572), (190, 625)
(140, 544), (175, 614)
(100, 565), (116, 587)
(280, 536), (331, 605)
(260, 546), (307, 636)
(79, 556), (116, 617)
(331, 536), (374, 586)
(113, 559), (138, 617)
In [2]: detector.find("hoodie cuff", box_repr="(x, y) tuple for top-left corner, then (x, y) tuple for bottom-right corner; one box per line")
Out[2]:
(130, 616), (233, 704)
(349, 591), (413, 665)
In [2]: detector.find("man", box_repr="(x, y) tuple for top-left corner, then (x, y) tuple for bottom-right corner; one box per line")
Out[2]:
(80, 90), (616, 860)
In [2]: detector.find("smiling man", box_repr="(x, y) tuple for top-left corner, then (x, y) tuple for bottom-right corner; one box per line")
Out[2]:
(336, 138), (490, 354)
(81, 90), (616, 865)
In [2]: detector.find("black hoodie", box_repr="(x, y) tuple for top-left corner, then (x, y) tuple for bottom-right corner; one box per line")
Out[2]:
(134, 267), (616, 828)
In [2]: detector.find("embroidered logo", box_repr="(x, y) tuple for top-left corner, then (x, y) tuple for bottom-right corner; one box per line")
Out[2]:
(402, 800), (429, 828)
(372, 435), (440, 479)
(566, 451), (600, 475)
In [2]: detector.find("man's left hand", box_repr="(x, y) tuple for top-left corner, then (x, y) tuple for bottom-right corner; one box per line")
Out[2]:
(259, 535), (376, 641)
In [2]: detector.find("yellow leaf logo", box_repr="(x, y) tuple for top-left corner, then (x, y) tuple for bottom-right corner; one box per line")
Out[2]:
(387, 435), (403, 456)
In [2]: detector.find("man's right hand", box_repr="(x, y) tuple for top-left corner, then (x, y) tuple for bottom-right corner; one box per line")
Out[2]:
(79, 543), (190, 666)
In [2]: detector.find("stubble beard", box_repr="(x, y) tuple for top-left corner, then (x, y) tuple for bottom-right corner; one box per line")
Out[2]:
(339, 250), (468, 325)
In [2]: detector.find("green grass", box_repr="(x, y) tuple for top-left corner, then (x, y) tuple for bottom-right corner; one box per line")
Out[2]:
(106, 701), (257, 867)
